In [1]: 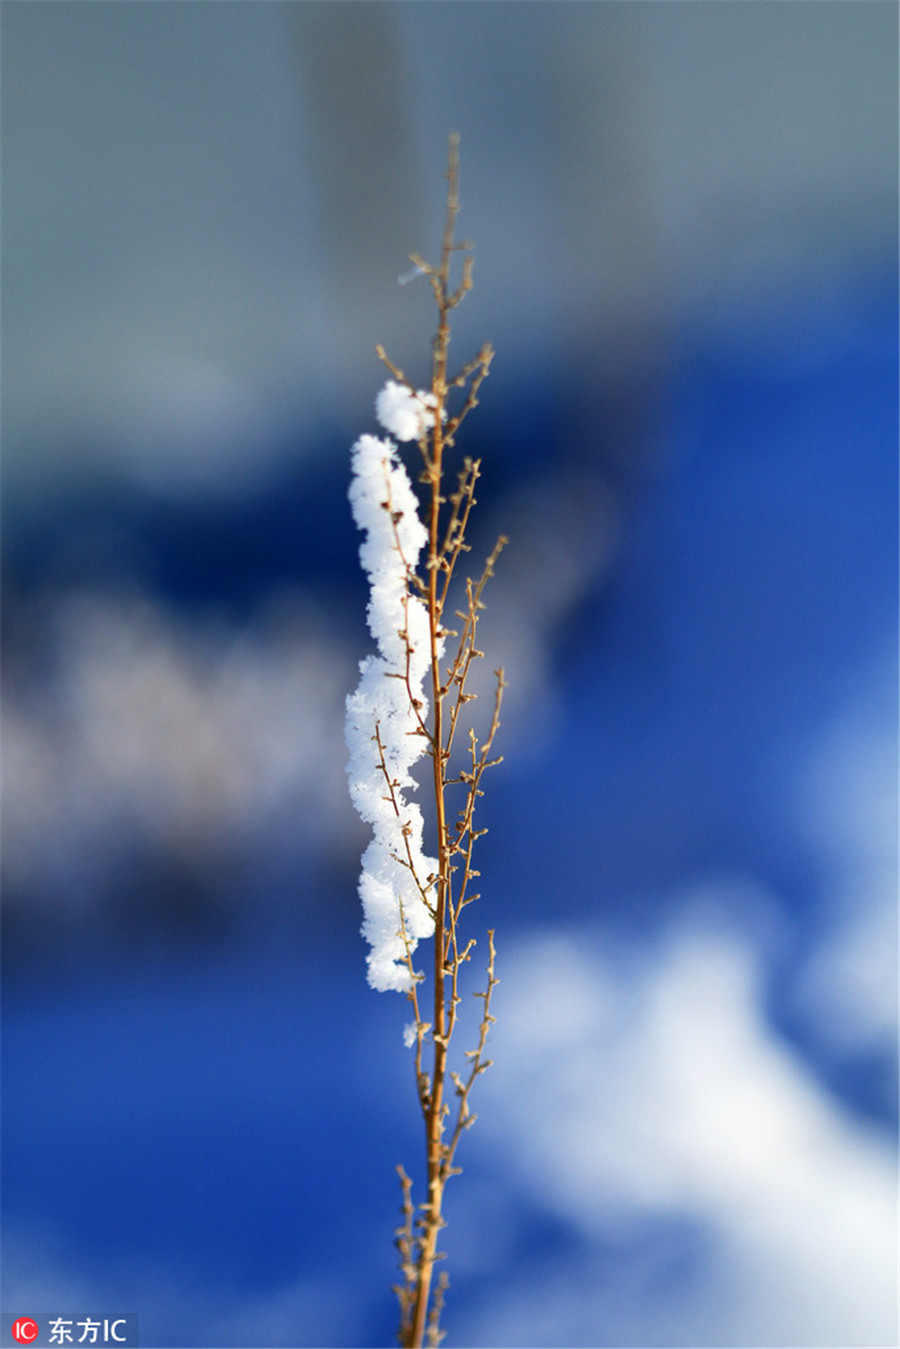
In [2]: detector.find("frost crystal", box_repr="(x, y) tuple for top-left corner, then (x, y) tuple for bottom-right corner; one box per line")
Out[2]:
(345, 412), (441, 992)
(375, 380), (440, 444)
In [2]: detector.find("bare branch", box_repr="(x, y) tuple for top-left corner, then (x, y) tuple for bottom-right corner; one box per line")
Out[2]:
(375, 135), (506, 1349)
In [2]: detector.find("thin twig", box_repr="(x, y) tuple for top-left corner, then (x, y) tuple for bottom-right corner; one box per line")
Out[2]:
(381, 135), (504, 1349)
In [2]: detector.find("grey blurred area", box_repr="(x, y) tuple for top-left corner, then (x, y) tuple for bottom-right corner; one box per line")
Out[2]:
(5, 2), (894, 493)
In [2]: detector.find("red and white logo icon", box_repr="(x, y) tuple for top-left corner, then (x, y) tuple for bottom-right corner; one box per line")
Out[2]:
(11, 1319), (39, 1345)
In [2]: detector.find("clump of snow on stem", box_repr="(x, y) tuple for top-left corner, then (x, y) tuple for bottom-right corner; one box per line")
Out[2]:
(375, 380), (440, 444)
(345, 409), (440, 993)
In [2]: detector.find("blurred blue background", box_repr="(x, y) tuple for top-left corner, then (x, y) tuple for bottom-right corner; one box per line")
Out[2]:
(2, 4), (897, 1347)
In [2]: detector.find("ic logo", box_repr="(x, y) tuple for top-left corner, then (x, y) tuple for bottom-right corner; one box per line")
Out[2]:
(11, 1319), (39, 1345)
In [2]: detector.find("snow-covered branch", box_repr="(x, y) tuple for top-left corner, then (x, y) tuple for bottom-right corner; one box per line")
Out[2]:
(344, 403), (441, 992)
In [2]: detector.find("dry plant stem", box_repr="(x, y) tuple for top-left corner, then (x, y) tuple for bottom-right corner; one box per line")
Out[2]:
(414, 138), (457, 1349)
(379, 135), (506, 1349)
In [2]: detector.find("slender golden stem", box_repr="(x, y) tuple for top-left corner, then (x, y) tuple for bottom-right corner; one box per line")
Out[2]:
(406, 133), (460, 1349)
(389, 134), (503, 1349)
